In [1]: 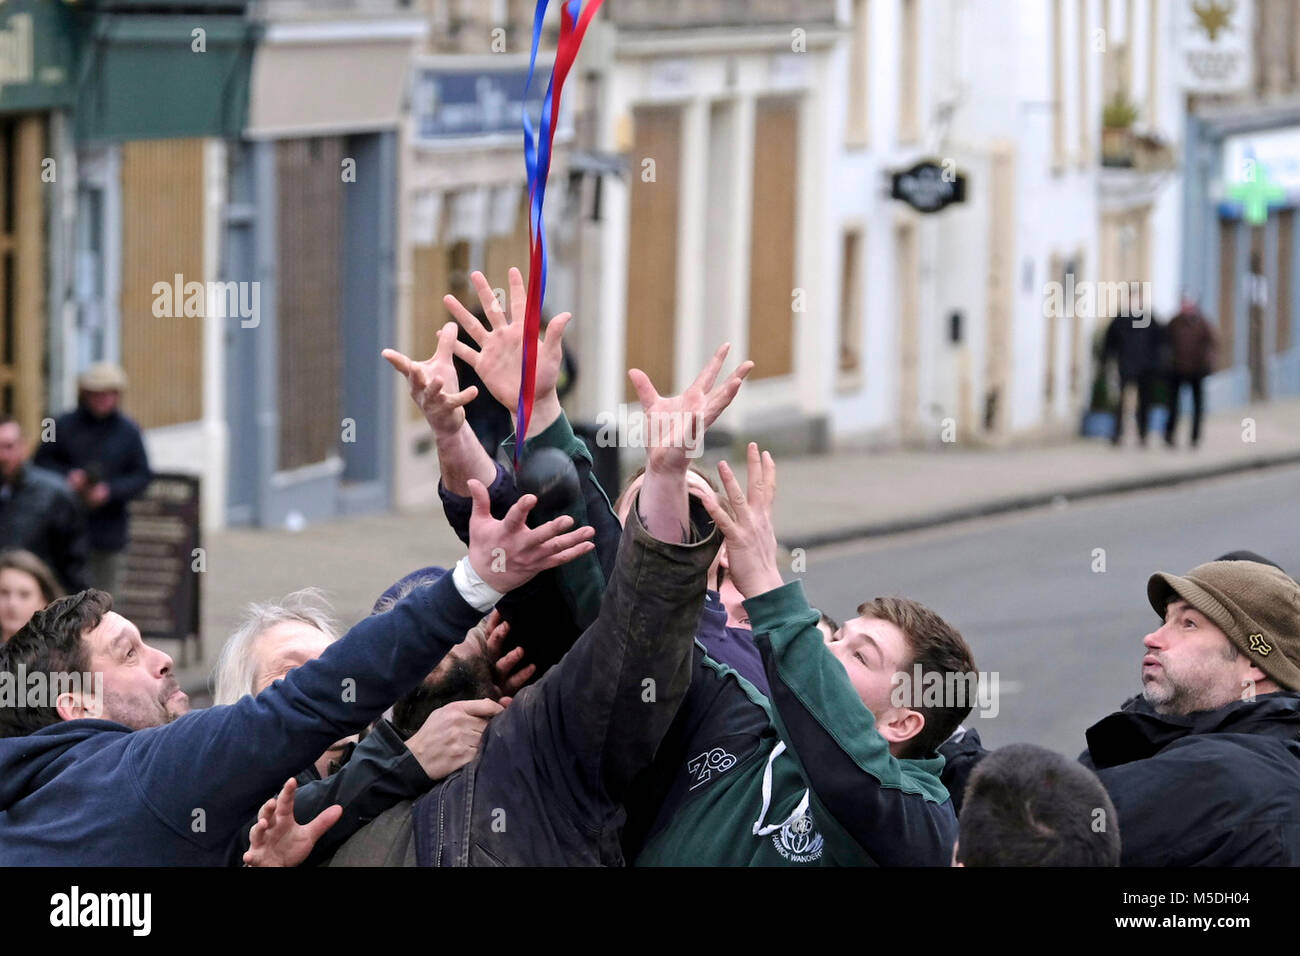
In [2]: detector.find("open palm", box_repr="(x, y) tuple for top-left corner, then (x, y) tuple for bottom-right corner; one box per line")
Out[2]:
(445, 267), (571, 415)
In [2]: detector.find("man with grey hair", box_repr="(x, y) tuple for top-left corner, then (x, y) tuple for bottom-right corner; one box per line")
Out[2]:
(213, 589), (351, 778)
(219, 587), (529, 867)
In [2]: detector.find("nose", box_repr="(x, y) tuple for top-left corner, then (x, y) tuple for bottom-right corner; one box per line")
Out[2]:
(1143, 625), (1166, 650)
(150, 645), (176, 677)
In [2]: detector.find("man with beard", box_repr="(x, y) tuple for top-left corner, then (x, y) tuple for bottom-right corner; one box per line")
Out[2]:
(1078, 559), (1300, 865)
(246, 343), (747, 867)
(221, 591), (527, 867)
(0, 483), (594, 864)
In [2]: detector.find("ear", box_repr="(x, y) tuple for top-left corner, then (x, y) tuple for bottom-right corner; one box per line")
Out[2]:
(717, 543), (730, 569)
(56, 688), (101, 722)
(876, 707), (925, 749)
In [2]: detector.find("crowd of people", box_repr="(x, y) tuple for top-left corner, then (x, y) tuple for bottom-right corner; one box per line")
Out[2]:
(0, 268), (1298, 867)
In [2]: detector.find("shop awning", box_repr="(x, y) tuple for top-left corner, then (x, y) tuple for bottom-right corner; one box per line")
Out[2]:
(75, 9), (257, 142)
(0, 0), (79, 114)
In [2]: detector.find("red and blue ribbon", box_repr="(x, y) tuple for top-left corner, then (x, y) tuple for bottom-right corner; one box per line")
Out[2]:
(517, 0), (604, 462)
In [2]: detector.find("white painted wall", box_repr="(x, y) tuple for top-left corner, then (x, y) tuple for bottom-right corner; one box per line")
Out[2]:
(593, 26), (839, 445)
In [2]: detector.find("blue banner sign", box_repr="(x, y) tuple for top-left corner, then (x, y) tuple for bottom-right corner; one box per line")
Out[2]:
(412, 56), (573, 147)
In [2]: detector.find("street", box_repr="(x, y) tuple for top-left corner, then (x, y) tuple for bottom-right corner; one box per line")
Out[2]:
(799, 463), (1300, 758)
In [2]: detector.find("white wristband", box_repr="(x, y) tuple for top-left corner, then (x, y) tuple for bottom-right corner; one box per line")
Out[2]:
(452, 556), (504, 612)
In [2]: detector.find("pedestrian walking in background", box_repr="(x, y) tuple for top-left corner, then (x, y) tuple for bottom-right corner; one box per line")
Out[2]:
(0, 416), (90, 593)
(1164, 294), (1219, 448)
(1101, 287), (1167, 448)
(34, 363), (151, 595)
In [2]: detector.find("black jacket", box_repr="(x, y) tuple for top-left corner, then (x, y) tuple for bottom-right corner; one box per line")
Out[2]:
(1082, 692), (1300, 866)
(228, 719), (431, 866)
(328, 503), (720, 866)
(937, 726), (987, 817)
(1102, 314), (1167, 380)
(0, 464), (90, 592)
(33, 406), (151, 553)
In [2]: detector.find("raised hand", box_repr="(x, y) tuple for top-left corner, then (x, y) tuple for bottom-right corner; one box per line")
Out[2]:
(481, 611), (536, 695)
(699, 443), (784, 599)
(627, 342), (753, 477)
(242, 777), (342, 868)
(444, 268), (572, 438)
(466, 478), (595, 593)
(382, 321), (477, 439)
(405, 697), (508, 781)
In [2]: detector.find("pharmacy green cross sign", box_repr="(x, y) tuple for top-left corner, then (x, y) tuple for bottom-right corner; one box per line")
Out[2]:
(1228, 161), (1286, 225)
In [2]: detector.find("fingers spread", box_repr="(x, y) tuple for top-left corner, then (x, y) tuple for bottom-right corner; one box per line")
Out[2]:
(627, 368), (660, 408)
(381, 349), (413, 375)
(692, 342), (731, 394)
(495, 645), (527, 675)
(502, 493), (537, 532)
(543, 312), (572, 358)
(472, 271), (505, 326)
(306, 804), (344, 841)
(503, 663), (536, 695)
(508, 267), (527, 325)
(716, 459), (747, 514)
(746, 442), (763, 501)
(699, 489), (738, 538)
(452, 339), (481, 367)
(545, 540), (596, 568)
(446, 384), (479, 408)
(445, 293), (488, 345)
(467, 479), (491, 519)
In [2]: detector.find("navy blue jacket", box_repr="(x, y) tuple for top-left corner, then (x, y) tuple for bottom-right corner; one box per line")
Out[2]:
(0, 574), (481, 865)
(33, 406), (151, 552)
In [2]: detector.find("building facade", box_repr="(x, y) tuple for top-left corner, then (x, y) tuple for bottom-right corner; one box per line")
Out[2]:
(570, 0), (840, 454)
(1181, 0), (1300, 407)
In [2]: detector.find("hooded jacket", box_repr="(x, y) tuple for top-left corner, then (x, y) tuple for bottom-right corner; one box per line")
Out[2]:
(0, 575), (481, 865)
(1081, 691), (1300, 866)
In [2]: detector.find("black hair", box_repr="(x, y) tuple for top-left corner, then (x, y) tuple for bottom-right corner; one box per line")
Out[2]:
(958, 743), (1121, 866)
(0, 590), (110, 737)
(391, 652), (499, 739)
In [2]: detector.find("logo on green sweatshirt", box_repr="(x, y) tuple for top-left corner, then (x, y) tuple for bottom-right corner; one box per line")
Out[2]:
(773, 812), (824, 863)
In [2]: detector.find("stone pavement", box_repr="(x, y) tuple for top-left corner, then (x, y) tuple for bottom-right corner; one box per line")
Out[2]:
(173, 397), (1300, 695)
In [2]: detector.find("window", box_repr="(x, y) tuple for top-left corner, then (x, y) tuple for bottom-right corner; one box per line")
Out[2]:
(1078, 0), (1091, 167)
(846, 0), (870, 146)
(839, 229), (864, 380)
(1052, 0), (1065, 170)
(898, 0), (919, 144)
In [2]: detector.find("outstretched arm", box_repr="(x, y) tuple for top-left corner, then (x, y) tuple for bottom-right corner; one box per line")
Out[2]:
(703, 448), (957, 866)
(132, 495), (593, 852)
(512, 345), (750, 811)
